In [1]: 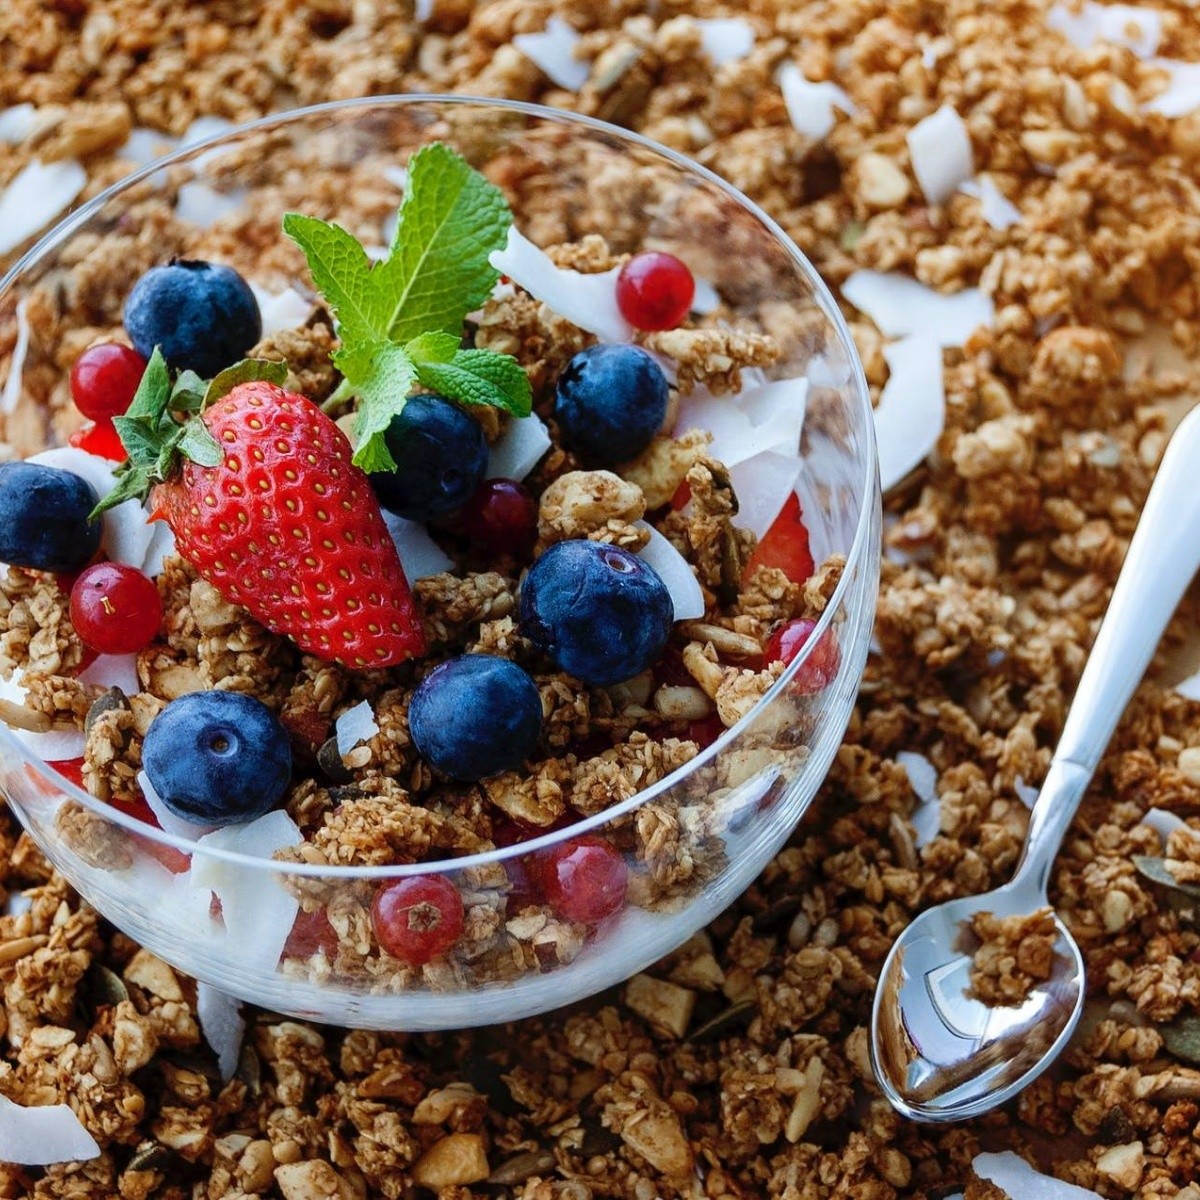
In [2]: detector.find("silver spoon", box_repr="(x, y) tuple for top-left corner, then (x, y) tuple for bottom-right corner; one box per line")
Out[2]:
(871, 404), (1200, 1122)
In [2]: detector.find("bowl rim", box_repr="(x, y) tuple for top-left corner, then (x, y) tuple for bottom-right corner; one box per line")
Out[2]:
(0, 93), (879, 880)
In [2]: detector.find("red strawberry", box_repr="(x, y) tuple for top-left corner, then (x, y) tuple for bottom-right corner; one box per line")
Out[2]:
(150, 382), (425, 668)
(741, 492), (814, 586)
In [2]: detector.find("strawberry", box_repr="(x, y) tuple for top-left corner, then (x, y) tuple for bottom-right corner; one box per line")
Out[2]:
(96, 354), (425, 669)
(152, 382), (425, 667)
(741, 492), (815, 586)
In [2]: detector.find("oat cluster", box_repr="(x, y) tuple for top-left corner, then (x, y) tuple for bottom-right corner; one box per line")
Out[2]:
(2, 1), (1200, 1199)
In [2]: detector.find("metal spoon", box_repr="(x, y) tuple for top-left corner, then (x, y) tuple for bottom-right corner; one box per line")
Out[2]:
(871, 404), (1200, 1122)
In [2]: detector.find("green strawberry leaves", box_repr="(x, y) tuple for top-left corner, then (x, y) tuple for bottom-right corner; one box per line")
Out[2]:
(283, 143), (531, 473)
(93, 350), (286, 516)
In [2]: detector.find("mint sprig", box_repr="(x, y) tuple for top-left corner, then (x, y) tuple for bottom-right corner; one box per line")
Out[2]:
(283, 142), (532, 474)
(92, 349), (287, 517)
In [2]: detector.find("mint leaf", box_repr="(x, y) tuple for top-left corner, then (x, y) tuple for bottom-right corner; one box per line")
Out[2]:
(204, 358), (288, 406)
(282, 213), (389, 345)
(343, 340), (418, 473)
(414, 349), (532, 418)
(405, 331), (460, 365)
(124, 347), (172, 423)
(177, 418), (223, 467)
(374, 143), (510, 343)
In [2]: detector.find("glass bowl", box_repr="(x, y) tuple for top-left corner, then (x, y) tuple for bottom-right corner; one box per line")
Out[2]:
(0, 97), (879, 1029)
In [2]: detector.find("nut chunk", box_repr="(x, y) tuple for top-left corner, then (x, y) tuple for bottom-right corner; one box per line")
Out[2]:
(969, 907), (1058, 1005)
(536, 469), (647, 553)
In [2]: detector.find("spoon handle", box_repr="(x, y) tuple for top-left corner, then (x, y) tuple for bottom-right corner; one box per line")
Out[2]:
(1018, 405), (1200, 890)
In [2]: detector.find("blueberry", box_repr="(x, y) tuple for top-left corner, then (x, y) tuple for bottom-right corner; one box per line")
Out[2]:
(409, 654), (543, 781)
(554, 344), (670, 465)
(142, 691), (292, 827)
(519, 540), (673, 687)
(124, 259), (261, 378)
(0, 462), (101, 572)
(369, 394), (488, 521)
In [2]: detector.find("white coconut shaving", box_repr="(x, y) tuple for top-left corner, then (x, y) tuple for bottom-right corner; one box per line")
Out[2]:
(513, 17), (590, 91)
(728, 451), (802, 539)
(874, 335), (945, 491)
(141, 519), (177, 578)
(958, 175), (1023, 230)
(1140, 806), (1189, 844)
(490, 227), (632, 343)
(119, 127), (178, 167)
(973, 1151), (1102, 1200)
(0, 157), (87, 256)
(690, 276), (721, 315)
(197, 982), (246, 1082)
(190, 810), (303, 971)
(843, 270), (994, 346)
(1047, 2), (1161, 59)
(737, 377), (808, 453)
(137, 770), (219, 840)
(175, 181), (246, 228)
(487, 412), (553, 481)
(1145, 58), (1200, 117)
(27, 446), (157, 570)
(0, 103), (37, 145)
(335, 700), (380, 757)
(906, 105), (974, 204)
(415, 0), (433, 21)
(897, 750), (938, 803)
(381, 511), (456, 581)
(676, 377), (807, 468)
(1014, 776), (1040, 809)
(249, 283), (314, 336)
(0, 1095), (100, 1165)
(0, 668), (86, 762)
(78, 653), (140, 698)
(696, 17), (755, 67)
(778, 62), (856, 140)
(3, 891), (31, 917)
(2, 296), (30, 414)
(635, 522), (705, 621)
(383, 164), (409, 191)
(1174, 668), (1200, 701)
(181, 115), (236, 147)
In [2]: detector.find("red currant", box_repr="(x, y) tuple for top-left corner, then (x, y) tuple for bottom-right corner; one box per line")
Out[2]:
(742, 493), (814, 586)
(372, 874), (464, 965)
(462, 478), (537, 555)
(538, 835), (627, 924)
(764, 618), (840, 695)
(283, 908), (339, 960)
(69, 420), (128, 462)
(69, 343), (146, 423)
(69, 562), (163, 655)
(616, 252), (695, 332)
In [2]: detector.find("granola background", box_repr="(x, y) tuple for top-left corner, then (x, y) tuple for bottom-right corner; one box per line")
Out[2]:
(1, 2), (1200, 1199)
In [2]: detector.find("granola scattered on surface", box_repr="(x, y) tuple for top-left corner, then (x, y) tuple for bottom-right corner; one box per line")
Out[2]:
(1, 1), (1200, 1198)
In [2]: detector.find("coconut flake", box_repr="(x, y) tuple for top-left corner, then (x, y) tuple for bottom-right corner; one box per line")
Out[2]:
(728, 451), (802, 539)
(1174, 668), (1200, 701)
(1047, 3), (1161, 59)
(696, 17), (755, 67)
(513, 17), (590, 91)
(0, 668), (86, 761)
(175, 181), (245, 228)
(119, 127), (178, 167)
(1145, 58), (1200, 117)
(0, 157), (87, 256)
(3, 891), (31, 917)
(490, 227), (631, 343)
(137, 770), (219, 840)
(690, 276), (721, 315)
(335, 700), (379, 757)
(973, 1151), (1102, 1200)
(141, 519), (177, 578)
(0, 103), (37, 145)
(487, 412), (553, 481)
(181, 115), (236, 147)
(874, 335), (944, 491)
(910, 801), (942, 847)
(1014, 776), (1040, 809)
(635, 522), (705, 621)
(897, 750), (938, 803)
(1141, 806), (1188, 844)
(197, 982), (246, 1082)
(2, 297), (30, 414)
(778, 62), (856, 140)
(843, 270), (994, 346)
(249, 282), (313, 336)
(381, 511), (455, 581)
(191, 810), (303, 970)
(907, 105), (974, 204)
(27, 445), (158, 570)
(958, 175), (1023, 230)
(78, 653), (140, 697)
(737, 376), (809, 456)
(0, 1095), (100, 1164)
(415, 0), (433, 21)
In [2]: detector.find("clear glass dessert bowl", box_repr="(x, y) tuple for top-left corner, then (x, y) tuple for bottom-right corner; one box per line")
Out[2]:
(0, 97), (879, 1029)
